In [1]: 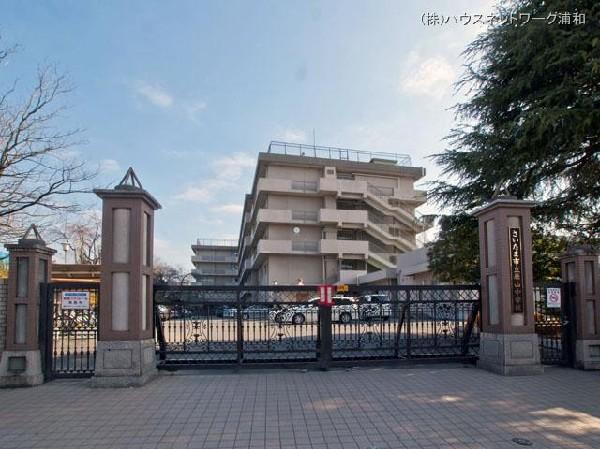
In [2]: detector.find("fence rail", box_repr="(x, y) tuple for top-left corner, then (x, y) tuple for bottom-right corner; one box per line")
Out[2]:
(153, 284), (480, 367)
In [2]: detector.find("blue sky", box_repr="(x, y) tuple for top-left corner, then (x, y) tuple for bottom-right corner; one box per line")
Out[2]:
(2, 0), (495, 268)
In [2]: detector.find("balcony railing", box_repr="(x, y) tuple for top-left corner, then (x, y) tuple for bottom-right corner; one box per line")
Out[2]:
(191, 255), (237, 263)
(367, 184), (395, 197)
(291, 180), (318, 192)
(194, 239), (238, 247)
(192, 268), (238, 276)
(268, 141), (412, 166)
(291, 241), (319, 252)
(291, 210), (319, 222)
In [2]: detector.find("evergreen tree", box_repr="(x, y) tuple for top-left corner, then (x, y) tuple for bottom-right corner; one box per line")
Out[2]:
(431, 0), (600, 238)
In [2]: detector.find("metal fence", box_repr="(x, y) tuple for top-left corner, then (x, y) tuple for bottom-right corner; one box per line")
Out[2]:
(154, 284), (480, 367)
(533, 282), (574, 365)
(40, 282), (99, 379)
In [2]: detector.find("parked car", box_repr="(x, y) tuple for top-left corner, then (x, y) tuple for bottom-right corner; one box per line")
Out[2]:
(271, 296), (360, 325)
(222, 305), (272, 319)
(222, 306), (237, 318)
(357, 294), (392, 321)
(157, 305), (170, 321)
(242, 305), (271, 319)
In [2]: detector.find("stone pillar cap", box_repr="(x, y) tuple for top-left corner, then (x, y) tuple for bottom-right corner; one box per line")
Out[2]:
(562, 244), (600, 257)
(5, 224), (57, 254)
(94, 167), (161, 209)
(472, 195), (536, 217)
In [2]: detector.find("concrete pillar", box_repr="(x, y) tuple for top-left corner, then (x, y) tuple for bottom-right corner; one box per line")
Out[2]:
(91, 168), (161, 387)
(0, 225), (55, 386)
(474, 196), (542, 375)
(560, 246), (600, 369)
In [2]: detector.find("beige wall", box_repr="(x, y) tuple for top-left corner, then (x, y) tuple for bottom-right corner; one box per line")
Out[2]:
(266, 165), (321, 181)
(267, 224), (321, 240)
(355, 174), (397, 188)
(267, 195), (322, 210)
(267, 255), (323, 284)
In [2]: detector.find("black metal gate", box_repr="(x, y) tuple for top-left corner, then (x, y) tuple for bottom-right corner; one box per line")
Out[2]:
(534, 282), (574, 366)
(154, 284), (481, 368)
(40, 282), (99, 379)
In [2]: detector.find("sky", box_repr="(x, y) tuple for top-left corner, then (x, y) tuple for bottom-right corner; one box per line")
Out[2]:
(2, 0), (497, 269)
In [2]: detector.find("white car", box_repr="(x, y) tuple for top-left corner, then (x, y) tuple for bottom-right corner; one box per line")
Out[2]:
(271, 296), (360, 325)
(357, 294), (392, 321)
(271, 294), (393, 325)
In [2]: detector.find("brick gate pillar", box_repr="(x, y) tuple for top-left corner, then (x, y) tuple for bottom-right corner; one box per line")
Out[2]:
(91, 168), (161, 387)
(0, 225), (55, 387)
(560, 246), (600, 370)
(474, 196), (542, 375)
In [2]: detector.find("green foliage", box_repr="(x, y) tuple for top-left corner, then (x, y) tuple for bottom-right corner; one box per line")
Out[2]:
(430, 0), (600, 239)
(428, 215), (570, 283)
(427, 214), (480, 284)
(531, 226), (568, 281)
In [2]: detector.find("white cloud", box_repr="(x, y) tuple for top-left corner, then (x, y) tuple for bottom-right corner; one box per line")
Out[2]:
(185, 100), (207, 122)
(197, 217), (224, 225)
(175, 186), (212, 202)
(212, 153), (255, 180)
(135, 81), (174, 108)
(99, 159), (121, 173)
(161, 148), (196, 159)
(154, 237), (191, 269)
(280, 128), (307, 143)
(174, 153), (255, 203)
(211, 204), (243, 214)
(399, 52), (456, 99)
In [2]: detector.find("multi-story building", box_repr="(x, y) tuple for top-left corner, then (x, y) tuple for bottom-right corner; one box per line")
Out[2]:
(236, 141), (431, 286)
(191, 239), (238, 285)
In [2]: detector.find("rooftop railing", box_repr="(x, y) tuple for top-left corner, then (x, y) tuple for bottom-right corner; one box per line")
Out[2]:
(194, 239), (239, 247)
(267, 141), (412, 167)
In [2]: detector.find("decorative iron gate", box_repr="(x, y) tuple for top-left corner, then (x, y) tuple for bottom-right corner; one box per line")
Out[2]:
(154, 284), (481, 367)
(40, 282), (99, 379)
(533, 282), (574, 366)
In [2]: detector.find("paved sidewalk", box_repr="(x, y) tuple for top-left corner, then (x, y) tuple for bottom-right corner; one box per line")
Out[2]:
(0, 365), (599, 449)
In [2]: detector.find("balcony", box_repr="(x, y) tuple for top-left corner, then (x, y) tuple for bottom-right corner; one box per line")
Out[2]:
(256, 178), (321, 196)
(191, 255), (237, 263)
(320, 239), (369, 256)
(319, 178), (368, 196)
(256, 239), (292, 254)
(291, 241), (319, 252)
(192, 238), (238, 247)
(319, 209), (367, 226)
(257, 209), (292, 224)
(191, 268), (237, 277)
(338, 269), (368, 284)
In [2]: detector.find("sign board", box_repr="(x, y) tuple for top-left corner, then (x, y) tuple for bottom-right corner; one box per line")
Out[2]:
(62, 291), (90, 310)
(336, 284), (349, 293)
(546, 287), (561, 309)
(509, 227), (524, 313)
(318, 285), (334, 307)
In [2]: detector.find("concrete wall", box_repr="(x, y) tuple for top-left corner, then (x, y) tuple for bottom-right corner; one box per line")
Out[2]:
(266, 165), (321, 181)
(0, 279), (7, 359)
(267, 255), (323, 284)
(267, 195), (322, 210)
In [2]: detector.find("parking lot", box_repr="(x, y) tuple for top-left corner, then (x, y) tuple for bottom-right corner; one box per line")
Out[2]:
(1, 365), (599, 449)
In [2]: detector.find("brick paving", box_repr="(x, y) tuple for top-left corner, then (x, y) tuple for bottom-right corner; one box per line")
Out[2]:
(0, 365), (599, 449)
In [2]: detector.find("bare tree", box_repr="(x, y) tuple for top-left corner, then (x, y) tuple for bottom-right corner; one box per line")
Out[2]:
(51, 211), (102, 264)
(0, 38), (95, 241)
(154, 258), (192, 285)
